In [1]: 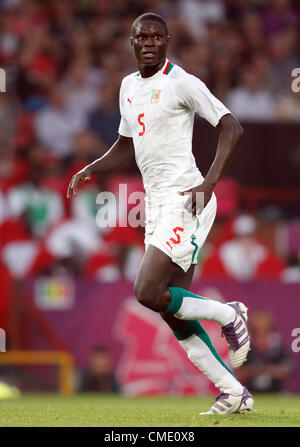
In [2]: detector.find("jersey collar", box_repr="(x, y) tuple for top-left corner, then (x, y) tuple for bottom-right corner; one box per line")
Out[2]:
(136, 59), (173, 81)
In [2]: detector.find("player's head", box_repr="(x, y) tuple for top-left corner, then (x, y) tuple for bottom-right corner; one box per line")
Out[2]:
(130, 13), (170, 66)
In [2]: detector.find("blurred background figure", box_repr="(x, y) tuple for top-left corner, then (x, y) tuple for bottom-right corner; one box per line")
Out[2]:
(79, 346), (120, 394)
(88, 82), (121, 148)
(62, 57), (102, 124)
(237, 310), (293, 393)
(7, 144), (64, 239)
(201, 214), (284, 280)
(34, 83), (86, 160)
(226, 63), (275, 122)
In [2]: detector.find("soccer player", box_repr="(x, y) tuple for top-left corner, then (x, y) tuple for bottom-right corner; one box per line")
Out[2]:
(67, 13), (253, 415)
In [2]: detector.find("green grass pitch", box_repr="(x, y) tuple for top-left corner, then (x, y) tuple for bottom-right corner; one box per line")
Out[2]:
(0, 394), (299, 427)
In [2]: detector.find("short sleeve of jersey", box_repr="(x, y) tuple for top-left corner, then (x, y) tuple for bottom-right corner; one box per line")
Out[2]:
(174, 74), (230, 127)
(118, 78), (132, 137)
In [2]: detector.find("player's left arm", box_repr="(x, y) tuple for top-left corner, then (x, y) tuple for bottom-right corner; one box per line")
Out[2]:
(181, 114), (243, 215)
(176, 76), (243, 215)
(192, 114), (243, 211)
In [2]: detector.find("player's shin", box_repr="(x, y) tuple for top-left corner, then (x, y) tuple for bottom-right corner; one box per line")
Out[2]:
(166, 286), (235, 326)
(173, 320), (243, 395)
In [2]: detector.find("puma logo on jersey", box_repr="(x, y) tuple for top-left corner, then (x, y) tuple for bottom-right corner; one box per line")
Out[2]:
(151, 89), (161, 104)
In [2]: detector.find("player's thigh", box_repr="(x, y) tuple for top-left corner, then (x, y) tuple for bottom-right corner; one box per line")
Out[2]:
(169, 263), (195, 290)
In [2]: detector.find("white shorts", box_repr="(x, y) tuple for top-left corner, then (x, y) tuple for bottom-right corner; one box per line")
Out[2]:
(144, 192), (217, 272)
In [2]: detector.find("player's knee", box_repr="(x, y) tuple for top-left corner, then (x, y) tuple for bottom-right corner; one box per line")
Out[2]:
(134, 280), (162, 312)
(134, 281), (155, 309)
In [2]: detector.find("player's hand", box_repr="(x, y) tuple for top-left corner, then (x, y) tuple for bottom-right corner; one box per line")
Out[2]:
(178, 182), (213, 216)
(67, 166), (92, 198)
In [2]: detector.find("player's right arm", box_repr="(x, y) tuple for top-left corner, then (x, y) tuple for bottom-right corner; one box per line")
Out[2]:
(67, 135), (134, 198)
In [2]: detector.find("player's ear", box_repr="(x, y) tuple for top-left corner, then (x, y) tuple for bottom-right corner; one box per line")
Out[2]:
(130, 36), (134, 47)
(166, 35), (171, 46)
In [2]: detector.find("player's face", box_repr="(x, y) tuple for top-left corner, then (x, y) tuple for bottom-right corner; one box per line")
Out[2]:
(130, 20), (169, 67)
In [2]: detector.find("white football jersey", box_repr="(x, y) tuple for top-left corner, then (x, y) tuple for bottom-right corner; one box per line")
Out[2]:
(118, 59), (230, 202)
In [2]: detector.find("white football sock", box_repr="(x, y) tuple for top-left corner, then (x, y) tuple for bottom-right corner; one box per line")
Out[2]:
(179, 334), (243, 395)
(175, 297), (235, 327)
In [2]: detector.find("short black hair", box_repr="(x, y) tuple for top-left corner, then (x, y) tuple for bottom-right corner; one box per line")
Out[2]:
(131, 12), (168, 37)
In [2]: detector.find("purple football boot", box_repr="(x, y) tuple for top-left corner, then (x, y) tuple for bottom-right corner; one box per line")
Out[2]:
(222, 301), (251, 369)
(200, 387), (254, 415)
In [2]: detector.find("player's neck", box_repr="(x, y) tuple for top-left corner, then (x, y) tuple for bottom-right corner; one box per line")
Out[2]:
(138, 58), (166, 79)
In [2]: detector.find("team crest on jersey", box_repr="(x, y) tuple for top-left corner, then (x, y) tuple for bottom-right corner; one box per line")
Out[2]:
(151, 89), (161, 103)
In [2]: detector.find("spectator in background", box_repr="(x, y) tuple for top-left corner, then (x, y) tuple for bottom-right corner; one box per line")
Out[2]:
(241, 11), (266, 56)
(178, 0), (225, 40)
(0, 94), (18, 149)
(237, 310), (292, 393)
(251, 51), (272, 90)
(7, 144), (64, 238)
(50, 0), (79, 46)
(209, 49), (235, 102)
(178, 42), (211, 83)
(268, 29), (300, 95)
(166, 13), (195, 57)
(62, 57), (102, 124)
(1, 144), (63, 279)
(45, 216), (102, 276)
(79, 346), (120, 394)
(263, 0), (298, 38)
(67, 130), (107, 179)
(88, 82), (120, 147)
(35, 83), (86, 159)
(226, 63), (275, 122)
(201, 214), (285, 280)
(0, 7), (20, 62)
(16, 26), (59, 103)
(219, 215), (269, 280)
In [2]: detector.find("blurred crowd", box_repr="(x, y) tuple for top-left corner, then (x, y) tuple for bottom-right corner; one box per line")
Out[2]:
(0, 0), (300, 332)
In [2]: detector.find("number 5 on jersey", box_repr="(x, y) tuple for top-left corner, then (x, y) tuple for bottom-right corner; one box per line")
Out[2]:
(138, 113), (145, 136)
(166, 227), (184, 250)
